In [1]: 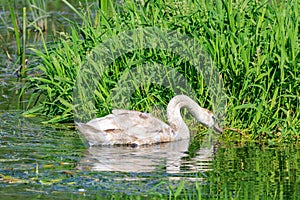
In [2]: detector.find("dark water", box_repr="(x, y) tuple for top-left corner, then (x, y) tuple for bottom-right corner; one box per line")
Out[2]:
(0, 109), (300, 199)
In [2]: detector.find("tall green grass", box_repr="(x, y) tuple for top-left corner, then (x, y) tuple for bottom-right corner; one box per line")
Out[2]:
(7, 0), (25, 76)
(23, 0), (299, 142)
(2, 0), (59, 78)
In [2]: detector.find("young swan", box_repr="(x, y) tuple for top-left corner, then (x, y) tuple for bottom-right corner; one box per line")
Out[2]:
(76, 95), (223, 146)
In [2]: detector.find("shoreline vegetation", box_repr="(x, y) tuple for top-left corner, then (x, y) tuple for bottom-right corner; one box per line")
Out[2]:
(2, 0), (300, 143)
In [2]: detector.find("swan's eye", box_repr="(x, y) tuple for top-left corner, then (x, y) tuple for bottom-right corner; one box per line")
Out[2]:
(212, 115), (216, 121)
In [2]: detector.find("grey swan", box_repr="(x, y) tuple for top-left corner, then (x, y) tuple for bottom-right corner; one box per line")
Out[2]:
(76, 95), (223, 146)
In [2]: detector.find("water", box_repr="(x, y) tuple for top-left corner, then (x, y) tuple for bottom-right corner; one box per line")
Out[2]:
(1, 110), (300, 199)
(0, 111), (215, 197)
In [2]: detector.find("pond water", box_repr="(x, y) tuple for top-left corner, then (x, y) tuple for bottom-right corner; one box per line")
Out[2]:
(1, 108), (300, 199)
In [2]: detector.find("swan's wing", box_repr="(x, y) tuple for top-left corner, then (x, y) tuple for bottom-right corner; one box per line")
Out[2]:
(87, 114), (119, 130)
(84, 110), (176, 145)
(85, 110), (145, 131)
(111, 110), (176, 145)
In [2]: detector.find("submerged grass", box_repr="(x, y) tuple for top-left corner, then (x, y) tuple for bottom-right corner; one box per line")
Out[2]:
(19, 0), (300, 142)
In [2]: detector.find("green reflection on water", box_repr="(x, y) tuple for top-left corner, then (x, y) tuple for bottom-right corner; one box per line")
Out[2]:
(208, 143), (300, 199)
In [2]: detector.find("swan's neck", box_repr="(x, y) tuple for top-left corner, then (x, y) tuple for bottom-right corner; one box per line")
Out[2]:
(167, 95), (208, 140)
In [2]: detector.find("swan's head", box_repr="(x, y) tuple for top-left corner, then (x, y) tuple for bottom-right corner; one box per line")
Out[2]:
(211, 115), (223, 133)
(197, 110), (223, 133)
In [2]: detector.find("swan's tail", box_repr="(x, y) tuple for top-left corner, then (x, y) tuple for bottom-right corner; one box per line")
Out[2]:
(75, 121), (109, 146)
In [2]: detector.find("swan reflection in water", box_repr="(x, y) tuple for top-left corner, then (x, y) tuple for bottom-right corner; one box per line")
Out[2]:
(77, 138), (216, 173)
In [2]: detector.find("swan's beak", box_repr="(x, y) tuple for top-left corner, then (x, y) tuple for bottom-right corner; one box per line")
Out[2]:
(213, 123), (223, 133)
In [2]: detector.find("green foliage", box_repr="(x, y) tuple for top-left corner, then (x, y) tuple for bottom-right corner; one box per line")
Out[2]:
(23, 0), (299, 142)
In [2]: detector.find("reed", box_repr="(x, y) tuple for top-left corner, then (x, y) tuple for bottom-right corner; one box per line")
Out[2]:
(8, 0), (21, 57)
(4, 0), (54, 78)
(27, 0), (49, 32)
(99, 0), (114, 18)
(22, 0), (299, 142)
(7, 1), (28, 78)
(21, 7), (26, 78)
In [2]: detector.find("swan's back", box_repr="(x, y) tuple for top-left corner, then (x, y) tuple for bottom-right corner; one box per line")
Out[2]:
(76, 109), (177, 146)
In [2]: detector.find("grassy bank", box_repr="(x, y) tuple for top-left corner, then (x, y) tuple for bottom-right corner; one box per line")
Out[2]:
(20, 0), (300, 142)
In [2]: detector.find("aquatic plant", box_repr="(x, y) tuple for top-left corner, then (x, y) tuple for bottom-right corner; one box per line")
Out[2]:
(21, 0), (299, 142)
(1, 0), (60, 78)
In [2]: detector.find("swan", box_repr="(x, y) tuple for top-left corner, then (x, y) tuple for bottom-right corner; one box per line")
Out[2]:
(76, 95), (223, 146)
